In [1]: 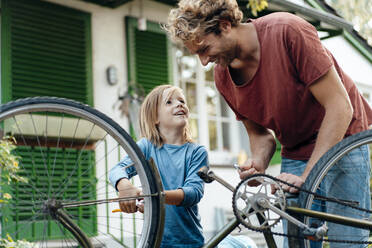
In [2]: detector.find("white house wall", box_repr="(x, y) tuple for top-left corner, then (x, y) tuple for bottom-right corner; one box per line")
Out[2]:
(45, 0), (172, 131)
(322, 36), (372, 103)
(295, 0), (372, 104)
(286, 0), (307, 5)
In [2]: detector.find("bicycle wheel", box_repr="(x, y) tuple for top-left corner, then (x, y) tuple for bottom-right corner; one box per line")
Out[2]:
(0, 97), (165, 248)
(296, 130), (372, 248)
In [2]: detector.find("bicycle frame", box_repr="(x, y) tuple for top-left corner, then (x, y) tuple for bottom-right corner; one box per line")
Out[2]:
(201, 168), (372, 248)
(286, 206), (372, 230)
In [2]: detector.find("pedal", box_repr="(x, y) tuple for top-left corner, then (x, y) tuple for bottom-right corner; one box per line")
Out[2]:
(303, 223), (328, 241)
(197, 166), (214, 183)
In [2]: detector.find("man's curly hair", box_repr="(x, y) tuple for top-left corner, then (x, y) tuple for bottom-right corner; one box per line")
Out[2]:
(164, 0), (243, 44)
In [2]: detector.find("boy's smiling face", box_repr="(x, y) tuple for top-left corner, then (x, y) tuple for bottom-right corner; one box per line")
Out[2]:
(157, 88), (189, 130)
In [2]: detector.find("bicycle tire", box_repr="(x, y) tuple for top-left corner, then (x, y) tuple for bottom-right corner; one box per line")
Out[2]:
(296, 130), (372, 248)
(0, 97), (165, 248)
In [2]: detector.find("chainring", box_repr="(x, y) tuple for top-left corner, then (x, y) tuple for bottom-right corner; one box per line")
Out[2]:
(232, 174), (372, 245)
(232, 174), (286, 231)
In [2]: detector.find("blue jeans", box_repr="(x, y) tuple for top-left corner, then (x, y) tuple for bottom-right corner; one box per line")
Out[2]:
(217, 235), (257, 248)
(281, 145), (371, 248)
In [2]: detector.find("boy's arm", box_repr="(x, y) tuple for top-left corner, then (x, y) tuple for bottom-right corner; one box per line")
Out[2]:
(109, 139), (149, 212)
(109, 138), (149, 190)
(164, 189), (185, 205)
(109, 163), (130, 191)
(179, 146), (208, 207)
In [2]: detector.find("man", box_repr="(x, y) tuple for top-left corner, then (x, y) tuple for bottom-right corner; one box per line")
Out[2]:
(165, 0), (372, 247)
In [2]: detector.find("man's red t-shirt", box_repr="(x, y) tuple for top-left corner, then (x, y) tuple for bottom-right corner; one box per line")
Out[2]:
(214, 12), (372, 160)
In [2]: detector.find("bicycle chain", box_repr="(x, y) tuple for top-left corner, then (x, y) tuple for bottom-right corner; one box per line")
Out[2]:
(232, 174), (372, 245)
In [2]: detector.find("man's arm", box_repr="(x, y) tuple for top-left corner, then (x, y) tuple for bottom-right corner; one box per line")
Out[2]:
(305, 66), (353, 177)
(278, 66), (353, 192)
(239, 119), (276, 179)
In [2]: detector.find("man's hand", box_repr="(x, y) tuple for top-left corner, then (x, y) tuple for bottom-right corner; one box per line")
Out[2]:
(117, 178), (142, 213)
(238, 158), (266, 179)
(238, 158), (266, 186)
(271, 173), (305, 194)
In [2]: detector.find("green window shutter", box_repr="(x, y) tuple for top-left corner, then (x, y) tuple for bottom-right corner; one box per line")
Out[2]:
(126, 16), (172, 94)
(1, 0), (93, 105)
(2, 146), (97, 241)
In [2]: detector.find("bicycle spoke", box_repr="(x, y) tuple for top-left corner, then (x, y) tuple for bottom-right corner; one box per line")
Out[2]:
(12, 116), (48, 199)
(50, 113), (64, 195)
(30, 113), (50, 180)
(55, 135), (110, 200)
(61, 194), (157, 208)
(54, 122), (96, 198)
(56, 138), (117, 201)
(55, 222), (76, 248)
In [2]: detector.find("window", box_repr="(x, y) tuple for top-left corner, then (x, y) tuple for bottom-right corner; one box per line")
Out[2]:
(204, 65), (232, 152)
(175, 48), (238, 157)
(126, 16), (171, 94)
(175, 49), (200, 141)
(362, 92), (370, 103)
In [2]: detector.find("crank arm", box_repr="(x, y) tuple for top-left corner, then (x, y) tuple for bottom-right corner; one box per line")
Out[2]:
(258, 198), (309, 230)
(198, 167), (236, 192)
(257, 198), (328, 240)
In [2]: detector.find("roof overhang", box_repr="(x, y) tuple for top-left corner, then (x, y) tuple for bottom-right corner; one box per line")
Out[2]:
(80, 0), (351, 33)
(152, 0), (352, 34)
(79, 0), (371, 61)
(82, 0), (132, 8)
(267, 0), (353, 32)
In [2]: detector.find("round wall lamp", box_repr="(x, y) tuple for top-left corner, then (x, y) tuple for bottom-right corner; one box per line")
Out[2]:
(106, 65), (118, 85)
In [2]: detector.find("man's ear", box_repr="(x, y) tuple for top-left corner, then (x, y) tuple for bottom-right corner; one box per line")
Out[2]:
(219, 20), (232, 33)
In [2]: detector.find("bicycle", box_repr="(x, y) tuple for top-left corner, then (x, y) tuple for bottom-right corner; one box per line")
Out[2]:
(201, 132), (372, 247)
(0, 97), (371, 248)
(200, 130), (372, 247)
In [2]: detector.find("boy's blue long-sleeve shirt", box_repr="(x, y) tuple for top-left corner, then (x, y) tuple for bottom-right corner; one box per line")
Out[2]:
(109, 138), (208, 248)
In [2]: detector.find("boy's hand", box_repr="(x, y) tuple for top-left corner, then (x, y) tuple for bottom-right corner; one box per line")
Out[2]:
(137, 200), (144, 213)
(117, 178), (142, 213)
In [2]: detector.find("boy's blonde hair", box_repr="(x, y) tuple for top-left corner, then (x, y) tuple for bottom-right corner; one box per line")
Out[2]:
(164, 0), (243, 44)
(140, 85), (193, 147)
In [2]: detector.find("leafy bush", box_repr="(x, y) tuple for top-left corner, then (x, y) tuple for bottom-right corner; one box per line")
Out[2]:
(0, 137), (27, 183)
(247, 0), (268, 16)
(0, 137), (31, 246)
(0, 237), (35, 248)
(0, 136), (27, 203)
